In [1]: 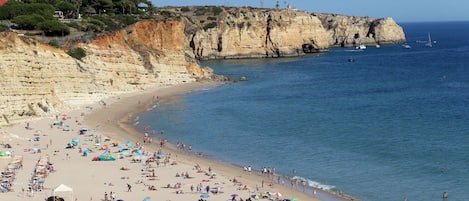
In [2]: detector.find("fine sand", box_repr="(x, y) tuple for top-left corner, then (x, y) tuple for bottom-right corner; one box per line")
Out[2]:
(0, 81), (351, 201)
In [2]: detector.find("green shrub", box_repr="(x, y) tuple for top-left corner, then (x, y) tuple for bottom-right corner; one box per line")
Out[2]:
(0, 2), (55, 20)
(237, 22), (245, 30)
(181, 7), (190, 12)
(203, 22), (217, 31)
(195, 7), (209, 16)
(0, 24), (9, 32)
(212, 7), (223, 15)
(67, 22), (85, 31)
(48, 39), (59, 48)
(114, 15), (138, 26)
(67, 47), (86, 60)
(12, 14), (46, 30)
(86, 24), (101, 32)
(159, 10), (173, 18)
(93, 16), (120, 32)
(55, 1), (75, 13)
(37, 20), (70, 36)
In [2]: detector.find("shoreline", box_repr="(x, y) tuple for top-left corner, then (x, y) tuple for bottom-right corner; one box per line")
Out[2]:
(0, 80), (357, 201)
(94, 81), (360, 201)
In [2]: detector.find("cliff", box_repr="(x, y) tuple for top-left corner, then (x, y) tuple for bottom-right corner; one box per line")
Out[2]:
(314, 13), (406, 47)
(186, 8), (330, 60)
(174, 7), (405, 59)
(0, 19), (213, 126)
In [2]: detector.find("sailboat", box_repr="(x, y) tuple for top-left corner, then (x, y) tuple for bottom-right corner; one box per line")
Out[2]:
(426, 32), (433, 47)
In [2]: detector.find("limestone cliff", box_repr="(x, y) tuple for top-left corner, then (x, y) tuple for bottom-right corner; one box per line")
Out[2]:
(314, 13), (406, 47)
(0, 19), (213, 126)
(186, 8), (330, 60)
(173, 7), (405, 59)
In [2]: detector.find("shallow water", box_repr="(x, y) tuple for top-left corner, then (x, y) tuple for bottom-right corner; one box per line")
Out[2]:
(138, 21), (469, 201)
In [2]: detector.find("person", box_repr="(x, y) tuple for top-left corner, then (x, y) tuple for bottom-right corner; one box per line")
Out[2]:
(443, 192), (448, 199)
(110, 191), (116, 201)
(127, 183), (132, 192)
(104, 192), (108, 201)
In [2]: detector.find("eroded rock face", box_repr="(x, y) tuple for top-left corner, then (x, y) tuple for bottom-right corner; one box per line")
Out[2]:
(315, 14), (406, 47)
(184, 8), (405, 59)
(189, 9), (330, 60)
(0, 19), (213, 125)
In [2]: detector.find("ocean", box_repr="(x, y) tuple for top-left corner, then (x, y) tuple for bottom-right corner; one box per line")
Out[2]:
(138, 21), (469, 201)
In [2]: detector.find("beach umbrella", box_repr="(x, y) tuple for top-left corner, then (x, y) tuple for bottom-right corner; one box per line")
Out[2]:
(291, 197), (299, 201)
(126, 140), (133, 148)
(251, 194), (260, 200)
(142, 197), (151, 201)
(135, 149), (143, 155)
(200, 193), (210, 198)
(230, 193), (239, 197)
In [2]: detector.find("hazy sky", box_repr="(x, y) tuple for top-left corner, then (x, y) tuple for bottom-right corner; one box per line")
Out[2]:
(152, 0), (469, 22)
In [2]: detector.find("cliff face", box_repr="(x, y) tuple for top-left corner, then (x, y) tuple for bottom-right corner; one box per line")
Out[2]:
(315, 14), (406, 47)
(181, 8), (405, 59)
(188, 9), (330, 60)
(0, 19), (213, 125)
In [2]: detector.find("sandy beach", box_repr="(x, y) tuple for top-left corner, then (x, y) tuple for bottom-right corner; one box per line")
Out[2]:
(0, 81), (327, 201)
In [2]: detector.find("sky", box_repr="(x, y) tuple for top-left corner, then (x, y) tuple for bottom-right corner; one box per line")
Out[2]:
(152, 0), (469, 22)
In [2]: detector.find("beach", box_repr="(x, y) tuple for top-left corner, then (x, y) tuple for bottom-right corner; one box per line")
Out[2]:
(0, 81), (322, 201)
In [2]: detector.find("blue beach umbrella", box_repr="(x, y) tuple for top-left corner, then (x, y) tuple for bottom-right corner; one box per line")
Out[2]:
(126, 140), (133, 148)
(135, 150), (143, 155)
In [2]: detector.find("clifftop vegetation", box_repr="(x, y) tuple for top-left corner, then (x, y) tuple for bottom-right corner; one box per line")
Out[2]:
(0, 0), (154, 37)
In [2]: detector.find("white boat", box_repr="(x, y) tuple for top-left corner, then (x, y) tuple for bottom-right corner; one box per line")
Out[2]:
(355, 44), (367, 50)
(426, 32), (433, 47)
(402, 44), (411, 49)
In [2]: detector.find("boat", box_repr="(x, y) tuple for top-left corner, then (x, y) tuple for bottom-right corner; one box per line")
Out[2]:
(356, 44), (366, 50)
(402, 44), (411, 49)
(426, 32), (433, 47)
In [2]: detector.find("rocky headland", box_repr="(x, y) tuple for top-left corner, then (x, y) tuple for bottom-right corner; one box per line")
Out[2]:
(0, 6), (406, 125)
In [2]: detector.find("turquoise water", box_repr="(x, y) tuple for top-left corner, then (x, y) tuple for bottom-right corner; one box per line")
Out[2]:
(139, 21), (469, 201)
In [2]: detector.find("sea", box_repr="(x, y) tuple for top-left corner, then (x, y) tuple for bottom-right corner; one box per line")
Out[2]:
(137, 21), (469, 201)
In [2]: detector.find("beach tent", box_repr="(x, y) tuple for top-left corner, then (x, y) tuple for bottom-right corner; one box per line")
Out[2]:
(53, 184), (73, 200)
(71, 138), (80, 146)
(98, 155), (116, 161)
(126, 140), (133, 148)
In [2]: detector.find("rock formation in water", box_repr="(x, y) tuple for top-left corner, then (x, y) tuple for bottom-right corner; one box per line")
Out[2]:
(178, 7), (405, 59)
(314, 13), (406, 47)
(0, 7), (406, 125)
